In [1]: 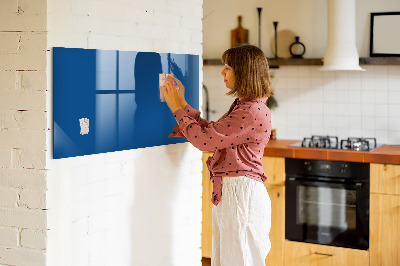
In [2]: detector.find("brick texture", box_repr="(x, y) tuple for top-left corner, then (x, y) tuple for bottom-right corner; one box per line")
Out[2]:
(21, 229), (47, 250)
(0, 227), (19, 247)
(0, 0), (48, 265)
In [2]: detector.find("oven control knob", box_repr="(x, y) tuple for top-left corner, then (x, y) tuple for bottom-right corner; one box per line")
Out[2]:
(304, 162), (312, 171)
(340, 164), (347, 174)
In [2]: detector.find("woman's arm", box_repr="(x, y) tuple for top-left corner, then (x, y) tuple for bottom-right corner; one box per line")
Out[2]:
(168, 103), (212, 138)
(172, 106), (257, 152)
(162, 77), (211, 137)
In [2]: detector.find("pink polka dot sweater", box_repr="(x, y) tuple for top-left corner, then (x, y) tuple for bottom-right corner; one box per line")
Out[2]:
(169, 97), (272, 206)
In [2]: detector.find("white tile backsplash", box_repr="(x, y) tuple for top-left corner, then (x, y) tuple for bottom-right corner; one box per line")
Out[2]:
(336, 115), (348, 129)
(389, 131), (400, 143)
(323, 103), (336, 116)
(336, 103), (349, 116)
(374, 90), (388, 104)
(361, 104), (374, 117)
(388, 91), (400, 104)
(375, 104), (389, 117)
(389, 117), (400, 131)
(389, 104), (400, 117)
(286, 77), (299, 89)
(203, 65), (400, 144)
(362, 89), (375, 103)
(375, 130), (389, 144)
(298, 77), (311, 89)
(374, 77), (388, 91)
(388, 76), (400, 91)
(362, 116), (375, 130)
(336, 90), (349, 103)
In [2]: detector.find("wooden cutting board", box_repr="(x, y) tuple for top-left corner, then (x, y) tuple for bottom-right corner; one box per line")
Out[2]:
(231, 16), (249, 48)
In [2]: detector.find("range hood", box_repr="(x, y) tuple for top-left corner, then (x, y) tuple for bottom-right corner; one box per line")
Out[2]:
(320, 0), (365, 71)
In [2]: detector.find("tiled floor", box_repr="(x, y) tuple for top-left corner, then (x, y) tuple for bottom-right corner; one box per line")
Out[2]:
(202, 257), (211, 266)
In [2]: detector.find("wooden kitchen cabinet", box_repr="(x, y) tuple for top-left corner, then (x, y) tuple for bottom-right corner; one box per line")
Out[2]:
(370, 193), (400, 266)
(261, 156), (285, 186)
(201, 154), (286, 266)
(262, 156), (285, 266)
(284, 240), (369, 266)
(264, 184), (285, 266)
(202, 152), (213, 258)
(370, 163), (400, 266)
(370, 163), (400, 195)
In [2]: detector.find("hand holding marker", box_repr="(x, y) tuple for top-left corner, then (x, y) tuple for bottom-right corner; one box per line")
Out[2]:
(160, 75), (187, 113)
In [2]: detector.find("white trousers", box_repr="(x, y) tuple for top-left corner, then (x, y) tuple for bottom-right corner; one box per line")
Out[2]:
(212, 176), (272, 266)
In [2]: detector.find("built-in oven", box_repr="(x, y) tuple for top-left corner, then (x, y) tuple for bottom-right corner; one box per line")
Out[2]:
(285, 158), (370, 250)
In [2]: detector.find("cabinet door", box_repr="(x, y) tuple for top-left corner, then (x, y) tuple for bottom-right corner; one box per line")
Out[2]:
(202, 152), (213, 258)
(265, 184), (284, 266)
(370, 193), (400, 266)
(370, 163), (400, 195)
(284, 241), (369, 266)
(261, 156), (285, 185)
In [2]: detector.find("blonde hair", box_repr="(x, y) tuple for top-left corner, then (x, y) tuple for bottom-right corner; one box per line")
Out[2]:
(221, 44), (273, 99)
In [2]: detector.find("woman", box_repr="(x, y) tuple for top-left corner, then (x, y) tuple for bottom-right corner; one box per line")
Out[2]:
(161, 44), (273, 266)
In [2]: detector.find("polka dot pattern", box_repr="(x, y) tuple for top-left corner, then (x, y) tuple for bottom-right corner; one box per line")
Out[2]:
(168, 97), (272, 206)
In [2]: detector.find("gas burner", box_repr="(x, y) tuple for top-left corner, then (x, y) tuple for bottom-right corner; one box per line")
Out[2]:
(301, 135), (339, 149)
(340, 137), (377, 151)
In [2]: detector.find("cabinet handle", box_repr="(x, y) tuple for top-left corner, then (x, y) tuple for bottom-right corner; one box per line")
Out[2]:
(314, 252), (335, 257)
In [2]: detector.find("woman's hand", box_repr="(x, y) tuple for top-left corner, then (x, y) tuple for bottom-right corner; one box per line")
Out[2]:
(161, 77), (185, 113)
(170, 76), (187, 108)
(165, 76), (187, 108)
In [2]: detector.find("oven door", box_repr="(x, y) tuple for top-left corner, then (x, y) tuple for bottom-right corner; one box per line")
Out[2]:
(285, 177), (369, 250)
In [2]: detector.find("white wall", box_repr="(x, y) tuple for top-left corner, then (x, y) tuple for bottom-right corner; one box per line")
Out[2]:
(203, 0), (400, 58)
(0, 0), (48, 265)
(203, 0), (400, 145)
(46, 1), (203, 266)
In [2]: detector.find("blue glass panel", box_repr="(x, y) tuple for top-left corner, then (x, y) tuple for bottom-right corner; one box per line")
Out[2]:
(53, 47), (199, 159)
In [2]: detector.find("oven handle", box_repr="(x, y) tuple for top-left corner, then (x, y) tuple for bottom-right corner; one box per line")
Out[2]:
(286, 177), (364, 189)
(313, 252), (335, 257)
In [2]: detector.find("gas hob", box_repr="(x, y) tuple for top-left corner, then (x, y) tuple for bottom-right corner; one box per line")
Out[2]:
(289, 135), (383, 151)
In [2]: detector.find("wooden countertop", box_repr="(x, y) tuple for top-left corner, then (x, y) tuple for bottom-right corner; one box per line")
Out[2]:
(263, 139), (400, 165)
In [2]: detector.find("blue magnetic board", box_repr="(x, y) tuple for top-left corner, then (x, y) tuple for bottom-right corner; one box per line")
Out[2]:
(53, 47), (199, 159)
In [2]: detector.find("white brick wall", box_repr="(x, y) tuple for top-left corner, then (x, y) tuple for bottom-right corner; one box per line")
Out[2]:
(0, 227), (19, 247)
(21, 229), (47, 250)
(0, 0), (48, 265)
(46, 1), (203, 266)
(2, 0), (203, 265)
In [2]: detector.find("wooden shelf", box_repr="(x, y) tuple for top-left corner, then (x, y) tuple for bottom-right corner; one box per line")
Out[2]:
(203, 57), (400, 67)
(203, 58), (322, 67)
(268, 58), (322, 67)
(359, 57), (400, 65)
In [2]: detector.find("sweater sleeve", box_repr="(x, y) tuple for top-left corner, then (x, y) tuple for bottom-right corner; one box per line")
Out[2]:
(169, 104), (211, 137)
(172, 106), (257, 152)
